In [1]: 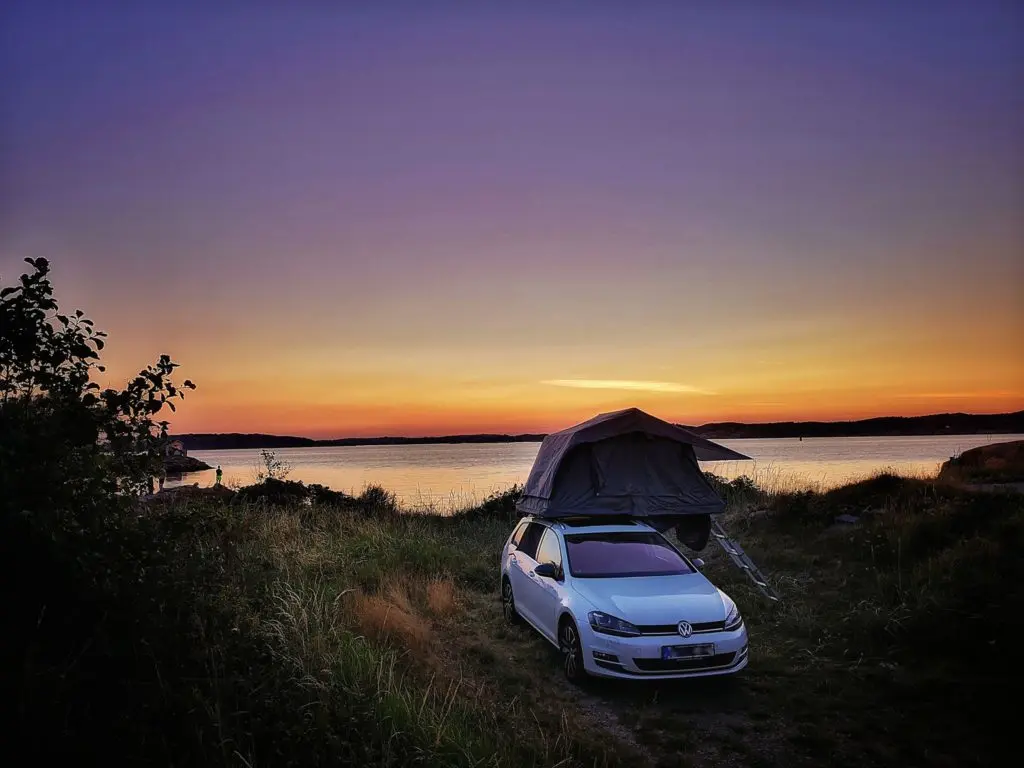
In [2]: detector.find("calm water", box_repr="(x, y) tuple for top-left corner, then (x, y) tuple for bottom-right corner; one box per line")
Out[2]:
(165, 433), (1024, 510)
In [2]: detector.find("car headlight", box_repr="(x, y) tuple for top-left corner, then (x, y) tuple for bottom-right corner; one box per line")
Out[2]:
(722, 593), (743, 631)
(588, 611), (641, 637)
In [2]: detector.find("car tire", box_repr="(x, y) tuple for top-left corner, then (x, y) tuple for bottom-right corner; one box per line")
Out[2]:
(559, 617), (587, 684)
(501, 577), (521, 625)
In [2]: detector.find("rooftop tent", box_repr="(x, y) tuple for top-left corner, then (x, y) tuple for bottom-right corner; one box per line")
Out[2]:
(517, 408), (750, 525)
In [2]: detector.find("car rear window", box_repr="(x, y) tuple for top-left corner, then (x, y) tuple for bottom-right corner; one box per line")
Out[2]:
(564, 532), (694, 578)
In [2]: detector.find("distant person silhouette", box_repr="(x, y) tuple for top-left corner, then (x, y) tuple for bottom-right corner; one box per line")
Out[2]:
(215, 465), (223, 485)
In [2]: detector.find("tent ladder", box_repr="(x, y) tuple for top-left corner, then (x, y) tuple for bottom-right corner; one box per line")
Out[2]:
(709, 518), (781, 602)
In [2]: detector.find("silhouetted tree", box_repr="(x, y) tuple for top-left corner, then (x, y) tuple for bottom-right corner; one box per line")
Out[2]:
(0, 257), (196, 527)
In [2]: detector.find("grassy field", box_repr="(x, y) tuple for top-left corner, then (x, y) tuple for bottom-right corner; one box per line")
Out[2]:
(9, 473), (1019, 767)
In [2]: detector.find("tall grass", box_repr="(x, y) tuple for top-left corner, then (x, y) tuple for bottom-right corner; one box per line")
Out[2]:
(8, 485), (622, 766)
(235, 492), (621, 766)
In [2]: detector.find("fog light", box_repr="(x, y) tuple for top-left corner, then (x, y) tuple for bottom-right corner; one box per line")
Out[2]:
(593, 651), (619, 662)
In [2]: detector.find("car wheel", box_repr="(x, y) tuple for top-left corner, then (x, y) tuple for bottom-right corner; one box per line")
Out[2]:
(559, 617), (587, 684)
(501, 578), (521, 625)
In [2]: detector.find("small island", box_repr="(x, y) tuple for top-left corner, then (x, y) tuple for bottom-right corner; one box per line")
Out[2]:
(163, 439), (212, 473)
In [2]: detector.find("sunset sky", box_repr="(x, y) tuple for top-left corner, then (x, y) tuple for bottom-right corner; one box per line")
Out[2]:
(2, 1), (1022, 437)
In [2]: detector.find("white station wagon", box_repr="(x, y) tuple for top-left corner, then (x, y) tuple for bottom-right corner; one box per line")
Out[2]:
(503, 407), (755, 682)
(500, 515), (748, 682)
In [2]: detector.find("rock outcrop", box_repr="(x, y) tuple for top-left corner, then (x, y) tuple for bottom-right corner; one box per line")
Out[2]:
(940, 440), (1024, 485)
(163, 454), (212, 473)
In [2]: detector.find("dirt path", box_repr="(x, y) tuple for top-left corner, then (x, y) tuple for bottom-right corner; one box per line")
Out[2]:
(435, 593), (657, 765)
(440, 592), (800, 768)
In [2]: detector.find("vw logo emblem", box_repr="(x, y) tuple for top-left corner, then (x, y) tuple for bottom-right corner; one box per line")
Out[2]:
(677, 621), (693, 638)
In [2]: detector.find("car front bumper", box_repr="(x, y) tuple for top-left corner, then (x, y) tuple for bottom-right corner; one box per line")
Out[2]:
(579, 621), (749, 680)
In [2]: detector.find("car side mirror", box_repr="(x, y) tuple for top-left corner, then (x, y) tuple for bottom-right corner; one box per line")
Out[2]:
(691, 558), (705, 570)
(534, 562), (558, 579)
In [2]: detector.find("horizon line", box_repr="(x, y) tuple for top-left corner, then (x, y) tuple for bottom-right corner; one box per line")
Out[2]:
(169, 408), (1024, 442)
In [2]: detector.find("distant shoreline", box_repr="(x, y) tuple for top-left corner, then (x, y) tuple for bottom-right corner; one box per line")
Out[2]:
(174, 410), (1024, 451)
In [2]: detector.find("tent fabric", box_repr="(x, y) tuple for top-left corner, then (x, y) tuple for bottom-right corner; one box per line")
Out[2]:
(517, 407), (750, 520)
(522, 407), (749, 502)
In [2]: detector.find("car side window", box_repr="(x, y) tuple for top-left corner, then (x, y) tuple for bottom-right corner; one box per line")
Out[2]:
(536, 529), (563, 571)
(516, 523), (545, 560)
(509, 521), (528, 549)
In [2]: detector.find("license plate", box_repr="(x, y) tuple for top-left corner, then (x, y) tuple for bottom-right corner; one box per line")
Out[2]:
(661, 643), (715, 660)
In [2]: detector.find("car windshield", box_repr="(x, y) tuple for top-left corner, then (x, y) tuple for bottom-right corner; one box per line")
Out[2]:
(564, 532), (695, 578)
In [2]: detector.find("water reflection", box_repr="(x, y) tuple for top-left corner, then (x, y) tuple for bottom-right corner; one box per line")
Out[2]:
(164, 434), (1022, 510)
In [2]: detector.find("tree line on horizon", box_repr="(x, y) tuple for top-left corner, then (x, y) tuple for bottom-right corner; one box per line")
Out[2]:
(173, 410), (1024, 451)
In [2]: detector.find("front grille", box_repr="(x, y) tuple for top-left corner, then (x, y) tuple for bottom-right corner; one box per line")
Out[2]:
(595, 659), (626, 673)
(632, 652), (736, 673)
(636, 620), (726, 636)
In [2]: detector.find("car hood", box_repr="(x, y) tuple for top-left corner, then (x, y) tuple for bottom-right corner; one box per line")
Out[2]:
(570, 574), (726, 625)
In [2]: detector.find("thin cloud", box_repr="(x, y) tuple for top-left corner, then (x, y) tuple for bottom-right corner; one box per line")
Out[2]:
(894, 392), (1021, 399)
(541, 379), (715, 395)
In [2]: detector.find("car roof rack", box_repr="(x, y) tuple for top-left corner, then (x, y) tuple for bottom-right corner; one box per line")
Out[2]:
(528, 514), (644, 527)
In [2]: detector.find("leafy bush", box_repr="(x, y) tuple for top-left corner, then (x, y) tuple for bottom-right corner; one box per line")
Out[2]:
(235, 477), (311, 505)
(1, 257), (195, 525)
(234, 477), (354, 507)
(2, 258), (200, 763)
(253, 448), (292, 481)
(307, 482), (353, 506)
(358, 483), (399, 513)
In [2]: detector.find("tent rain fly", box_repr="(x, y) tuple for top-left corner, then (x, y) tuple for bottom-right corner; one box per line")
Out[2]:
(517, 407), (750, 522)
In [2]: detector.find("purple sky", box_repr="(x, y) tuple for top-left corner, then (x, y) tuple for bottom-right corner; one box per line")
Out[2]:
(2, 1), (1022, 435)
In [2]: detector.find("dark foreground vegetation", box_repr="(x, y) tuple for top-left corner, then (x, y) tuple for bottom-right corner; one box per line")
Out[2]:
(3, 260), (1017, 766)
(7, 473), (1020, 767)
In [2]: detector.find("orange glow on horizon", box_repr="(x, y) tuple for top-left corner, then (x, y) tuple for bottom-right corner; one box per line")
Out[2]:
(88, 309), (1024, 438)
(152, 385), (1024, 439)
